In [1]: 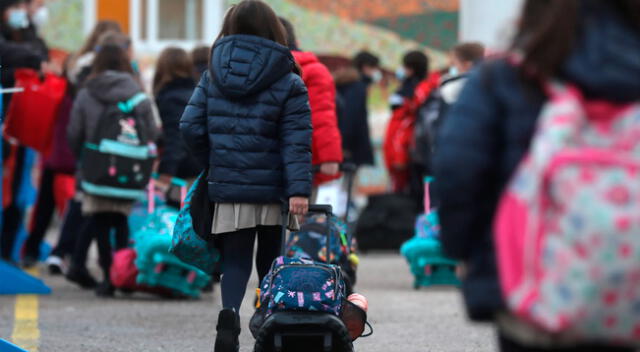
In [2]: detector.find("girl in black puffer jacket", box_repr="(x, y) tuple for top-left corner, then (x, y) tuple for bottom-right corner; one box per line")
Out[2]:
(179, 1), (312, 350)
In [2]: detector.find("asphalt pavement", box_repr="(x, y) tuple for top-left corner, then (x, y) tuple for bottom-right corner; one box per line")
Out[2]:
(0, 253), (496, 352)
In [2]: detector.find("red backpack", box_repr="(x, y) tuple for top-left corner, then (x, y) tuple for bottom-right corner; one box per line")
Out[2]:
(384, 73), (440, 191)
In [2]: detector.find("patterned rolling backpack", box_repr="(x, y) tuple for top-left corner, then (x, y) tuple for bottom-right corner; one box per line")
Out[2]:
(494, 82), (640, 343)
(286, 213), (358, 294)
(252, 205), (355, 352)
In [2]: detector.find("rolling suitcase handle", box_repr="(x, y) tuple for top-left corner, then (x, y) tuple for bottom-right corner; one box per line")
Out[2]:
(279, 204), (334, 263)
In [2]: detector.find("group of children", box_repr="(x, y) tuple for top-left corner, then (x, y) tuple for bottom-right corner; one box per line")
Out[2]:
(4, 21), (213, 297)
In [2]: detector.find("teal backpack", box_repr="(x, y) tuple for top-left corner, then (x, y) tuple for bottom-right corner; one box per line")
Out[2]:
(400, 178), (460, 289)
(170, 172), (219, 274)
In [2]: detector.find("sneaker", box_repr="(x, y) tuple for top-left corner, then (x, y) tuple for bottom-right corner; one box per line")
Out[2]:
(45, 255), (64, 275)
(66, 266), (98, 289)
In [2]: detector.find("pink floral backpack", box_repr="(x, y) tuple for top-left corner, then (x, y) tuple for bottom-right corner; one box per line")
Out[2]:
(494, 81), (640, 343)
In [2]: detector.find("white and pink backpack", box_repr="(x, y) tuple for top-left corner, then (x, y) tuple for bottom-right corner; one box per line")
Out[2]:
(494, 82), (640, 343)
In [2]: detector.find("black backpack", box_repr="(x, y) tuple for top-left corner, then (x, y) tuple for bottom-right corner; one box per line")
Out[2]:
(412, 88), (446, 175)
(81, 92), (155, 200)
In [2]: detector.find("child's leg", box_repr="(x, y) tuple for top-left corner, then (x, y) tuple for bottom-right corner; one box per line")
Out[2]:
(70, 213), (104, 270)
(220, 228), (256, 312)
(255, 225), (282, 283)
(112, 213), (130, 250)
(93, 213), (115, 279)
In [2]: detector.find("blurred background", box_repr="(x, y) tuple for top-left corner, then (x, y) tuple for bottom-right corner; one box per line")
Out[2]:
(41, 0), (524, 195)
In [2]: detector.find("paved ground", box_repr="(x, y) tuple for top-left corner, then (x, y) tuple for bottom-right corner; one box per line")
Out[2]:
(1, 253), (496, 352)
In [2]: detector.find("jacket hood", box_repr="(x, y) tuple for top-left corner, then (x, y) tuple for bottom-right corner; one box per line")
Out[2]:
(86, 71), (142, 103)
(210, 34), (295, 98)
(333, 67), (360, 86)
(562, 1), (640, 102)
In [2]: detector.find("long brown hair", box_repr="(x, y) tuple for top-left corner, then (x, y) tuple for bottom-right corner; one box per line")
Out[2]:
(89, 43), (133, 79)
(513, 0), (640, 80)
(78, 20), (122, 56)
(215, 0), (287, 46)
(153, 47), (194, 95)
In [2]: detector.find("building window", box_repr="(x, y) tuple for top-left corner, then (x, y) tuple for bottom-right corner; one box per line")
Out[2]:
(158, 0), (203, 40)
(130, 0), (222, 53)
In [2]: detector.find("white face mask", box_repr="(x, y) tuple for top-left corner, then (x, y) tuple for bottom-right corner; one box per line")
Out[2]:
(370, 69), (383, 84)
(448, 66), (459, 77)
(7, 9), (29, 30)
(32, 7), (49, 28)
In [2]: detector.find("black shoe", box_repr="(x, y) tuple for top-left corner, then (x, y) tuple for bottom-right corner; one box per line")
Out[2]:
(214, 308), (240, 352)
(95, 280), (115, 298)
(21, 255), (38, 269)
(66, 266), (98, 289)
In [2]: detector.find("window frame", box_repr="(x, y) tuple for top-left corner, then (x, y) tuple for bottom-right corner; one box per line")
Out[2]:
(129, 0), (223, 53)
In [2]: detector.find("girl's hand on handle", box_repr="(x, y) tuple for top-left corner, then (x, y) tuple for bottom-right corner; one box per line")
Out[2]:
(289, 197), (309, 215)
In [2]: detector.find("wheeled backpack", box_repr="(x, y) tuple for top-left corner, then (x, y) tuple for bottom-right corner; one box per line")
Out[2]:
(252, 205), (361, 352)
(111, 178), (211, 298)
(81, 92), (156, 200)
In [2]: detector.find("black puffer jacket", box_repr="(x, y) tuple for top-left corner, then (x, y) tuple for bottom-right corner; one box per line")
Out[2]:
(180, 35), (312, 203)
(433, 1), (640, 321)
(155, 77), (201, 179)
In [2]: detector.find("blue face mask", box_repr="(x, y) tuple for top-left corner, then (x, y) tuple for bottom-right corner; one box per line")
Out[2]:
(448, 66), (459, 77)
(395, 67), (406, 81)
(7, 9), (29, 30)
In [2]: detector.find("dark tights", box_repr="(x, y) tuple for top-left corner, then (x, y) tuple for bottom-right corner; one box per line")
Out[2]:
(71, 212), (129, 280)
(220, 226), (281, 312)
(498, 334), (634, 352)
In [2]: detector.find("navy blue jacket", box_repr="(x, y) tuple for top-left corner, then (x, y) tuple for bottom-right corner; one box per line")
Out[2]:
(180, 35), (312, 203)
(335, 70), (375, 166)
(434, 2), (640, 321)
(156, 77), (202, 179)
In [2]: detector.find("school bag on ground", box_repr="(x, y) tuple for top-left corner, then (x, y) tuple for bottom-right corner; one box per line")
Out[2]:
(111, 178), (211, 298)
(286, 214), (357, 295)
(252, 205), (370, 352)
(494, 82), (640, 343)
(81, 92), (156, 200)
(355, 193), (418, 251)
(401, 178), (459, 289)
(286, 164), (359, 293)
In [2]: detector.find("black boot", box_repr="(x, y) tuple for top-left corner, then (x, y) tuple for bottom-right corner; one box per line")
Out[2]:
(214, 308), (240, 352)
(96, 270), (115, 297)
(95, 280), (115, 297)
(66, 266), (98, 289)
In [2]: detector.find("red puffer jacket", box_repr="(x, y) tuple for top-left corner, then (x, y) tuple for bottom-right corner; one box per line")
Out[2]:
(293, 51), (343, 185)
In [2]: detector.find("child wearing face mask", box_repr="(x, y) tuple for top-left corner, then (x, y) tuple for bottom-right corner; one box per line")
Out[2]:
(439, 43), (485, 108)
(390, 51), (430, 110)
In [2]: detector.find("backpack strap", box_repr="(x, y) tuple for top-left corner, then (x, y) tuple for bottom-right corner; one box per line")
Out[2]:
(117, 92), (147, 114)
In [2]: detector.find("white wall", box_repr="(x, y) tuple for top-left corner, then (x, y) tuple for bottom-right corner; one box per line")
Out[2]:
(460, 0), (524, 50)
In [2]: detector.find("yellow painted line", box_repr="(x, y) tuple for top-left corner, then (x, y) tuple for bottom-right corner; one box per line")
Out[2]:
(11, 267), (40, 352)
